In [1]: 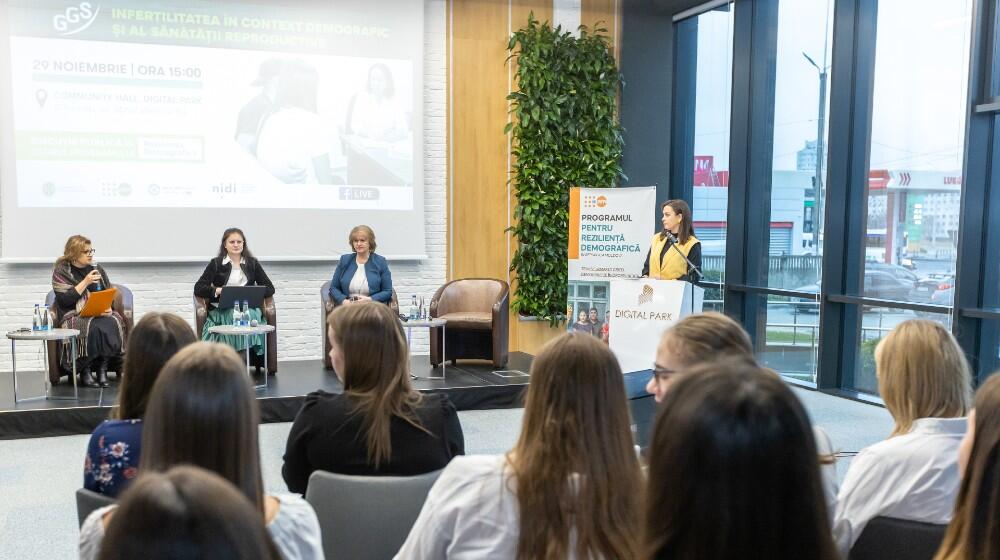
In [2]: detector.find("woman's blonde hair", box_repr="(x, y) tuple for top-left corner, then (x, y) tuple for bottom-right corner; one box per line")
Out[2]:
(55, 234), (91, 267)
(660, 312), (754, 369)
(348, 225), (377, 252)
(876, 319), (971, 436)
(326, 302), (423, 466)
(509, 333), (642, 559)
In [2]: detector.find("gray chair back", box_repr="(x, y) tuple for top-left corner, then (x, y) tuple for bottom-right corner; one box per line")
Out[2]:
(304, 469), (442, 560)
(76, 488), (115, 528)
(849, 516), (948, 560)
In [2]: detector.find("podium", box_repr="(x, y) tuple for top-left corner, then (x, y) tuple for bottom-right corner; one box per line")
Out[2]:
(608, 279), (704, 374)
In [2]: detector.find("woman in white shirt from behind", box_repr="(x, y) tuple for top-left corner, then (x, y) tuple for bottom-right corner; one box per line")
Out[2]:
(833, 319), (972, 558)
(395, 333), (643, 559)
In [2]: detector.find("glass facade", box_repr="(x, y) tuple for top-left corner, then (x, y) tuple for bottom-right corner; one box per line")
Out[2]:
(670, 0), (999, 391)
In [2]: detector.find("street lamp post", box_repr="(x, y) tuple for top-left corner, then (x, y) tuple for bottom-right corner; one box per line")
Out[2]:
(803, 52), (828, 255)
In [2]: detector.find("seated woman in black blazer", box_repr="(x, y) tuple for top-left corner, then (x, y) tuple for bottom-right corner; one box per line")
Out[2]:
(328, 225), (393, 305)
(282, 302), (465, 493)
(193, 228), (275, 360)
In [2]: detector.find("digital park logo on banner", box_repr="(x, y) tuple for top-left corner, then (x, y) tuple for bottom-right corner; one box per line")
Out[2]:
(567, 186), (656, 282)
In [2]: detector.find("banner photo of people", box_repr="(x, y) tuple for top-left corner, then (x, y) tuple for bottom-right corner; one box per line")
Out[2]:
(566, 186), (655, 345)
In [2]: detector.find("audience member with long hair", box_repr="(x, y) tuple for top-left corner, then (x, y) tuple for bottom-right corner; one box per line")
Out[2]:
(80, 342), (324, 560)
(647, 312), (839, 509)
(282, 302), (464, 492)
(934, 373), (1000, 560)
(396, 333), (643, 559)
(833, 319), (972, 557)
(83, 312), (197, 497)
(644, 359), (838, 560)
(98, 466), (280, 560)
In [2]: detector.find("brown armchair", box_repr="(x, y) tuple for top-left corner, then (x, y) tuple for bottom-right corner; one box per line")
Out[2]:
(430, 278), (509, 368)
(45, 283), (135, 384)
(321, 281), (398, 370)
(194, 295), (278, 374)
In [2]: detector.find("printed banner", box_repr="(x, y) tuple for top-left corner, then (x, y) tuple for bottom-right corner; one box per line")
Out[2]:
(566, 186), (655, 352)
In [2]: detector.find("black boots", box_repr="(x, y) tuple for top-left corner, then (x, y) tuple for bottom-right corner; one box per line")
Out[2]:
(79, 366), (98, 388)
(96, 358), (110, 388)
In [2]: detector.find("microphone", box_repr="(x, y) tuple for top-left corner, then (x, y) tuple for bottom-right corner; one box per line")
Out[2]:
(91, 262), (103, 291)
(664, 231), (678, 244)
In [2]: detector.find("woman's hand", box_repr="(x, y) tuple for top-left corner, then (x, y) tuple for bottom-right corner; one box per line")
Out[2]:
(354, 295), (372, 302)
(214, 286), (223, 297)
(76, 270), (102, 294)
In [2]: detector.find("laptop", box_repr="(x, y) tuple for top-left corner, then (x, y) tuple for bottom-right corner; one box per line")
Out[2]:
(218, 286), (267, 309)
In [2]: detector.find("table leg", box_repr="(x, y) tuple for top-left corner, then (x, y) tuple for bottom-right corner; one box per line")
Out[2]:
(71, 337), (78, 400)
(439, 324), (446, 379)
(261, 331), (269, 390)
(11, 339), (17, 404)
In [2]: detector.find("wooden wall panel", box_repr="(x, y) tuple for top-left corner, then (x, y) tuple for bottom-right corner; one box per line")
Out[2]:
(582, 0), (620, 55)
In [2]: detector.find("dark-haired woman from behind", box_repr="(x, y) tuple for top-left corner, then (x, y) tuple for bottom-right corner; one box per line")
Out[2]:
(193, 227), (275, 362)
(397, 333), (643, 559)
(80, 342), (323, 560)
(83, 312), (197, 497)
(98, 466), (280, 560)
(282, 302), (463, 493)
(934, 373), (1000, 560)
(644, 359), (838, 560)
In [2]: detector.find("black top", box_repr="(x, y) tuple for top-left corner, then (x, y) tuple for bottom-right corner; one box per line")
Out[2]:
(281, 391), (465, 493)
(54, 264), (109, 311)
(641, 238), (703, 282)
(193, 255), (275, 304)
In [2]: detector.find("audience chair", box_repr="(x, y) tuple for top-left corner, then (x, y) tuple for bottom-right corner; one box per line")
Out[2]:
(304, 469), (441, 560)
(430, 278), (509, 368)
(75, 488), (115, 528)
(848, 516), (948, 560)
(193, 294), (278, 374)
(320, 281), (398, 370)
(45, 284), (134, 385)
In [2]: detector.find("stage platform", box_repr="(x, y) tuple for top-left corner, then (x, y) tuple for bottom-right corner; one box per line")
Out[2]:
(0, 353), (535, 440)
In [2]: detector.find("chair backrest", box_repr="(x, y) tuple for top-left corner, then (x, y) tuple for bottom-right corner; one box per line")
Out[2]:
(305, 469), (442, 560)
(849, 516), (948, 560)
(76, 488), (115, 528)
(435, 278), (508, 315)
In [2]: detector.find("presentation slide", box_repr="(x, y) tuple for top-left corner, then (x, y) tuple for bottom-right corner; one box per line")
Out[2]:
(0, 0), (428, 260)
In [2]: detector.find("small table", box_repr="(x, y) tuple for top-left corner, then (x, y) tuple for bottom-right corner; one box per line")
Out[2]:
(7, 328), (80, 402)
(400, 318), (447, 379)
(207, 324), (275, 390)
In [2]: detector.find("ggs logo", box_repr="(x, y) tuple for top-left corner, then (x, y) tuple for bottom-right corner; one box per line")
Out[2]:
(54, 2), (100, 36)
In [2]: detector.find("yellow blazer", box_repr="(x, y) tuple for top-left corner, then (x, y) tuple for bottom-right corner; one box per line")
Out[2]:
(648, 233), (700, 280)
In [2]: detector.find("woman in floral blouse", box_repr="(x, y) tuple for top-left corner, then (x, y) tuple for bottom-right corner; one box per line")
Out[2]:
(83, 313), (196, 497)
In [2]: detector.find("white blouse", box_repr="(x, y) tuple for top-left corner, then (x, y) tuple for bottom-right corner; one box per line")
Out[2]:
(79, 493), (324, 560)
(222, 255), (248, 287)
(832, 417), (967, 558)
(348, 259), (370, 297)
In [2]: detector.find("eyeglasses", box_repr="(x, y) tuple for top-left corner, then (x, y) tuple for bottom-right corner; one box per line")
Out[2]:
(84, 249), (96, 256)
(652, 362), (678, 381)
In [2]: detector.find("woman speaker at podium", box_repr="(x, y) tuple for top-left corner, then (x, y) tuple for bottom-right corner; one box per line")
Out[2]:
(641, 199), (702, 282)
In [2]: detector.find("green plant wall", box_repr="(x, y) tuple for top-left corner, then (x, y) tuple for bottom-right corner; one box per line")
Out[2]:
(506, 14), (625, 322)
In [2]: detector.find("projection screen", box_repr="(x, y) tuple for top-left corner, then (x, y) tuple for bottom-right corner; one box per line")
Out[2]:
(0, 0), (426, 260)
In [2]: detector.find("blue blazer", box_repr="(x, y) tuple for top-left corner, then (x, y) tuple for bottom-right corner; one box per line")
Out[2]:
(329, 252), (393, 304)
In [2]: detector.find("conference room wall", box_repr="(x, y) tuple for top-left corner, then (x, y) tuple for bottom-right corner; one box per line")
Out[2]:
(449, 0), (620, 355)
(0, 0), (449, 372)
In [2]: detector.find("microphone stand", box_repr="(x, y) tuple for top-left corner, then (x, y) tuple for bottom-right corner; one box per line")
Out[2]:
(665, 231), (703, 317)
(665, 231), (703, 282)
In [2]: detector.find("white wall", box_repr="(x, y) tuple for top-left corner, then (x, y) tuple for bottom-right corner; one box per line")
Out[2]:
(0, 1), (447, 371)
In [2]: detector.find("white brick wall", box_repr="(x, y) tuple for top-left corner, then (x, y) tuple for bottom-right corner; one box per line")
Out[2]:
(0, 1), (447, 372)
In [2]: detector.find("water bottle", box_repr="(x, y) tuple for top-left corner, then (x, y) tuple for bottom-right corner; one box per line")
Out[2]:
(242, 300), (250, 327)
(42, 305), (51, 331)
(409, 295), (418, 320)
(32, 304), (41, 331)
(232, 303), (242, 327)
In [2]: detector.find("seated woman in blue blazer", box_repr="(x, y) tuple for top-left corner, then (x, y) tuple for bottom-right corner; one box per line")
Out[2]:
(329, 225), (393, 305)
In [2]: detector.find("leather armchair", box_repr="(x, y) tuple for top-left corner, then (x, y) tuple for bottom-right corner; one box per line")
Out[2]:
(429, 278), (509, 368)
(46, 284), (134, 384)
(321, 281), (398, 370)
(194, 295), (278, 374)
